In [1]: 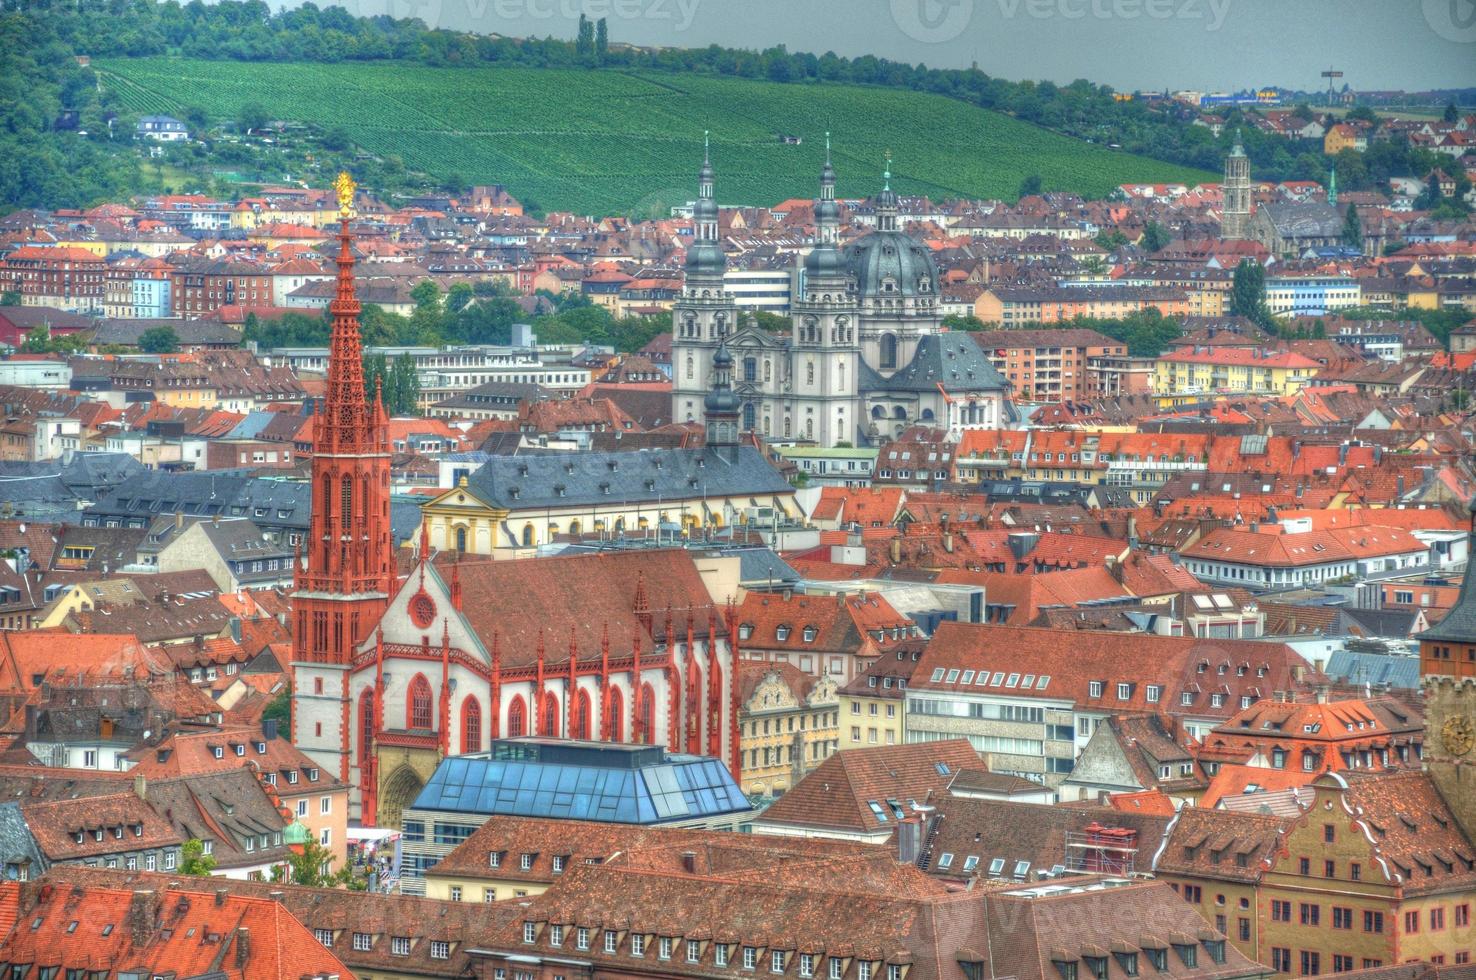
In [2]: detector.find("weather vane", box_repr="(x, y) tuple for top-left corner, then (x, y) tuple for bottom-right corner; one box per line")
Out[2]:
(335, 171), (355, 219)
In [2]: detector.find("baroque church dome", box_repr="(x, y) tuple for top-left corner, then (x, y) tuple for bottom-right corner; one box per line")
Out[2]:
(842, 228), (939, 299)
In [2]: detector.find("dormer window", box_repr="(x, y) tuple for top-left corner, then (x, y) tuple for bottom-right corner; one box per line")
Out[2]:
(234, 744), (245, 756)
(776, 625), (791, 641)
(212, 747), (224, 759)
(802, 626), (817, 643)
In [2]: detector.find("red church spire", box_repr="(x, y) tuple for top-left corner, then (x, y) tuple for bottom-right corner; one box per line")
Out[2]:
(293, 172), (399, 803)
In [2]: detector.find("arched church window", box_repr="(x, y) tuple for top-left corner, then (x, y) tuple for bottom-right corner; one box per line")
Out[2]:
(407, 675), (433, 731)
(921, 408), (935, 421)
(880, 334), (898, 370)
(359, 689), (374, 767)
(743, 357), (757, 383)
(872, 405), (886, 419)
(461, 696), (482, 754)
(507, 696), (527, 737)
(340, 475), (353, 528)
(521, 525), (534, 547)
(455, 526), (467, 553)
(743, 403), (756, 431)
(764, 360), (771, 382)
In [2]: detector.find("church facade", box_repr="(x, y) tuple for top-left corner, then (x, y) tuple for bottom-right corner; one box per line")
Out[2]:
(293, 177), (745, 829)
(671, 146), (1008, 448)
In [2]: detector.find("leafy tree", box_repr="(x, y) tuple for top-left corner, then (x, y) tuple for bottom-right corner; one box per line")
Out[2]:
(237, 102), (269, 133)
(595, 18), (608, 63)
(1345, 105), (1377, 124)
(445, 281), (474, 314)
(0, 291), (19, 306)
(1444, 101), (1459, 124)
(262, 685), (290, 729)
(138, 325), (180, 353)
(180, 838), (217, 877)
(1140, 220), (1170, 253)
(1094, 229), (1129, 251)
(575, 14), (593, 61)
(1231, 259), (1269, 327)
(182, 105), (209, 133)
(1017, 174), (1042, 199)
(1340, 203), (1362, 250)
(942, 313), (988, 332)
(271, 835), (355, 888)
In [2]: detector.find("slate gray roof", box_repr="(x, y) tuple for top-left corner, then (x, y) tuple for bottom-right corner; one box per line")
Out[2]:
(0, 802), (47, 875)
(85, 471), (422, 543)
(462, 446), (792, 513)
(865, 334), (1009, 394)
(1260, 201), (1343, 239)
(1416, 525), (1476, 645)
(91, 318), (242, 347)
(1325, 650), (1422, 690)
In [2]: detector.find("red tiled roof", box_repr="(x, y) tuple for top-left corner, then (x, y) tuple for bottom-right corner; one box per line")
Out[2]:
(756, 740), (980, 834)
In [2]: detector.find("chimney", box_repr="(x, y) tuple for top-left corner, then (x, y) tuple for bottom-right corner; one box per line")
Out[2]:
(127, 890), (158, 949)
(943, 532), (954, 553)
(215, 888), (228, 906)
(234, 927), (250, 969)
(134, 772), (147, 801)
(680, 851), (697, 874)
(897, 814), (924, 866)
(889, 538), (902, 564)
(174, 510), (184, 531)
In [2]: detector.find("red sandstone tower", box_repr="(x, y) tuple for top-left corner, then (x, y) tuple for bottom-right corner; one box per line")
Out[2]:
(292, 172), (396, 794)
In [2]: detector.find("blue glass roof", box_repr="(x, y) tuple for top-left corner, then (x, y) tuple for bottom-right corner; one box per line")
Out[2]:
(409, 738), (751, 824)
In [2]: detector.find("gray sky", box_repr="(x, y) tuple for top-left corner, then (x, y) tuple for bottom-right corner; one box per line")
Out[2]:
(334, 0), (1476, 92)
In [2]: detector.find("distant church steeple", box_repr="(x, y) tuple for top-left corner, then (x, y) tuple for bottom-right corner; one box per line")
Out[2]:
(876, 150), (899, 233)
(1327, 166), (1338, 208)
(703, 338), (740, 448)
(805, 132), (843, 280)
(685, 131), (726, 284)
(1220, 129), (1252, 241)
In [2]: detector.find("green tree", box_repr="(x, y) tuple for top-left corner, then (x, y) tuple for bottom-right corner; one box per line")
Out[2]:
(0, 291), (19, 307)
(262, 685), (290, 729)
(1340, 203), (1362, 250)
(1345, 105), (1377, 124)
(595, 18), (608, 62)
(942, 313), (988, 332)
(445, 281), (474, 314)
(1231, 259), (1269, 327)
(1140, 220), (1170, 253)
(1444, 101), (1459, 124)
(271, 835), (351, 888)
(138, 325), (180, 353)
(237, 102), (269, 134)
(575, 14), (594, 61)
(182, 105), (209, 134)
(180, 838), (217, 877)
(1017, 174), (1042, 199)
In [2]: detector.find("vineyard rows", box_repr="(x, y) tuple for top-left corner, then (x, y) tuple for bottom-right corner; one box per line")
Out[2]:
(97, 58), (1212, 214)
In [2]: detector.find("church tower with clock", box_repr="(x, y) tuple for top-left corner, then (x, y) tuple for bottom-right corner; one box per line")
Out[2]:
(291, 172), (397, 795)
(1415, 497), (1476, 843)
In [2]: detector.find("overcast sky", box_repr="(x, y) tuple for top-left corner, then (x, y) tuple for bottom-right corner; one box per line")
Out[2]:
(327, 0), (1476, 92)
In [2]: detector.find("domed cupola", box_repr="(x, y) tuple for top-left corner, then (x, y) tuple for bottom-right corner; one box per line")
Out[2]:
(805, 132), (844, 280)
(686, 132), (726, 280)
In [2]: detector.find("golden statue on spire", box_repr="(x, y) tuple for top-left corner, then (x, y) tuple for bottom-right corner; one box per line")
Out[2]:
(334, 171), (355, 219)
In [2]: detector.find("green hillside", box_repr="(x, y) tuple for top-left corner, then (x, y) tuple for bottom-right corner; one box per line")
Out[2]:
(98, 57), (1213, 215)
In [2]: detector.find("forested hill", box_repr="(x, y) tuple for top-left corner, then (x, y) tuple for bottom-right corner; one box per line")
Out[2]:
(0, 0), (1431, 212)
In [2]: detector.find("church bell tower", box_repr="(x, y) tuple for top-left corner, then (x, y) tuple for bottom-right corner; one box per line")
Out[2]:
(292, 172), (397, 796)
(1416, 497), (1476, 843)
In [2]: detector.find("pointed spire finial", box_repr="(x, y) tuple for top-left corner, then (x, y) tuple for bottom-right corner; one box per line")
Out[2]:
(825, 130), (831, 164)
(704, 129), (710, 163)
(883, 148), (892, 190)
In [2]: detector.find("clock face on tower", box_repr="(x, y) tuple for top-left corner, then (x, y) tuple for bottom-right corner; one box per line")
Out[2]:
(409, 592), (437, 630)
(1442, 715), (1474, 757)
